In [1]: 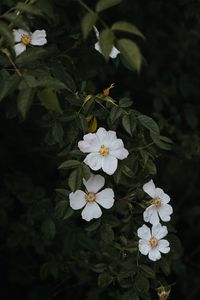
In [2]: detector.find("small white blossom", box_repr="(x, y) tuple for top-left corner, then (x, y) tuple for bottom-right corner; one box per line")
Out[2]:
(78, 127), (129, 175)
(13, 29), (47, 56)
(69, 174), (115, 222)
(94, 26), (120, 59)
(143, 179), (173, 225)
(137, 223), (170, 261)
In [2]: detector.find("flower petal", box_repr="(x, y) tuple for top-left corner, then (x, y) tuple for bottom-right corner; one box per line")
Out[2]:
(158, 239), (170, 254)
(96, 127), (108, 145)
(14, 43), (26, 56)
(143, 205), (160, 225)
(139, 239), (151, 255)
(109, 148), (129, 160)
(158, 203), (173, 222)
(69, 190), (87, 210)
(148, 248), (161, 261)
(102, 155), (118, 175)
(95, 41), (102, 54)
(31, 29), (47, 46)
(137, 224), (151, 241)
(161, 192), (170, 204)
(84, 153), (102, 171)
(13, 29), (22, 42)
(81, 202), (102, 221)
(83, 174), (105, 193)
(78, 133), (100, 153)
(109, 46), (120, 59)
(94, 26), (99, 38)
(143, 179), (156, 198)
(96, 188), (115, 209)
(152, 223), (168, 240)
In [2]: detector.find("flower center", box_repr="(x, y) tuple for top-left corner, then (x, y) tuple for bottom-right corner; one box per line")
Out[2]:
(85, 192), (96, 202)
(151, 197), (161, 207)
(149, 237), (158, 248)
(99, 145), (109, 156)
(21, 35), (31, 45)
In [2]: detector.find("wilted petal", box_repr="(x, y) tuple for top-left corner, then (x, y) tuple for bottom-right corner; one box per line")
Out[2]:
(137, 224), (151, 241)
(158, 203), (173, 222)
(81, 202), (102, 221)
(14, 43), (26, 56)
(158, 239), (170, 254)
(148, 248), (161, 261)
(69, 190), (87, 210)
(102, 155), (118, 175)
(139, 239), (151, 255)
(84, 153), (102, 171)
(83, 174), (105, 193)
(96, 188), (115, 209)
(152, 223), (168, 240)
(31, 29), (47, 46)
(143, 205), (160, 225)
(143, 179), (156, 198)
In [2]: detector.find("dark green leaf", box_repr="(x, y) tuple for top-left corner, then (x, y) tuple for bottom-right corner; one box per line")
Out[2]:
(98, 272), (113, 288)
(112, 21), (145, 39)
(138, 115), (160, 134)
(81, 12), (97, 39)
(41, 219), (56, 239)
(17, 87), (34, 119)
(0, 21), (14, 46)
(68, 168), (82, 191)
(96, 0), (122, 13)
(37, 89), (62, 113)
(16, 3), (42, 16)
(99, 29), (115, 61)
(58, 160), (81, 170)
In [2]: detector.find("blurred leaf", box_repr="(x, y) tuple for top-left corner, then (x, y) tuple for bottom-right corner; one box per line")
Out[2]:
(0, 21), (14, 46)
(99, 29), (114, 61)
(37, 89), (62, 113)
(58, 160), (81, 170)
(68, 168), (82, 191)
(0, 71), (21, 101)
(96, 0), (122, 12)
(117, 38), (142, 72)
(3, 14), (29, 31)
(16, 3), (42, 16)
(138, 114), (160, 134)
(98, 272), (113, 287)
(17, 87), (34, 119)
(81, 12), (97, 39)
(112, 21), (145, 39)
(16, 48), (47, 66)
(41, 219), (56, 240)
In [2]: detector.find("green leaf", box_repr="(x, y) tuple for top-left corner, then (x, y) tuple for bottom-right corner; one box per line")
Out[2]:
(101, 224), (114, 243)
(16, 48), (47, 66)
(81, 12), (97, 39)
(0, 71), (21, 101)
(16, 3), (42, 16)
(112, 21), (145, 39)
(0, 21), (14, 47)
(3, 14), (30, 31)
(91, 263), (107, 273)
(122, 114), (134, 135)
(138, 115), (160, 134)
(68, 168), (82, 191)
(58, 160), (81, 170)
(37, 89), (62, 113)
(96, 0), (122, 13)
(81, 164), (91, 180)
(17, 87), (34, 119)
(119, 97), (133, 108)
(117, 38), (142, 72)
(98, 272), (113, 288)
(139, 265), (155, 279)
(99, 29), (115, 60)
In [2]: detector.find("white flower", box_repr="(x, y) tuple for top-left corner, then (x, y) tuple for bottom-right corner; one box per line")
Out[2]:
(94, 26), (120, 59)
(69, 174), (115, 222)
(137, 223), (170, 261)
(143, 180), (173, 225)
(13, 29), (47, 56)
(78, 127), (129, 175)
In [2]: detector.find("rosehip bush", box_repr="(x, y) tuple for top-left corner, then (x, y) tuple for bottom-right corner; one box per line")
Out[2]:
(0, 0), (192, 300)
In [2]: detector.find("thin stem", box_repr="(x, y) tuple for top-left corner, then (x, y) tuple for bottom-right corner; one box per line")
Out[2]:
(1, 49), (22, 76)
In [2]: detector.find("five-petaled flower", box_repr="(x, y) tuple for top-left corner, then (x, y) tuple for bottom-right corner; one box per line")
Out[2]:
(94, 27), (120, 59)
(143, 179), (173, 225)
(69, 174), (115, 221)
(78, 127), (129, 175)
(13, 29), (47, 57)
(137, 223), (170, 261)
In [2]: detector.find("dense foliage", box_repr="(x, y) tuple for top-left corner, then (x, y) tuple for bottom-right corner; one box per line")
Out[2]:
(0, 0), (199, 300)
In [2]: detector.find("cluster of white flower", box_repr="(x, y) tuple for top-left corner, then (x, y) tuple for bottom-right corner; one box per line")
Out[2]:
(69, 127), (129, 221)
(12, 29), (47, 56)
(137, 180), (173, 261)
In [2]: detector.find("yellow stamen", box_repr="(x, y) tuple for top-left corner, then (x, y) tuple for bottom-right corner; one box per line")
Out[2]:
(21, 35), (31, 46)
(149, 237), (158, 248)
(151, 197), (161, 207)
(99, 145), (109, 156)
(103, 83), (115, 97)
(85, 192), (96, 202)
